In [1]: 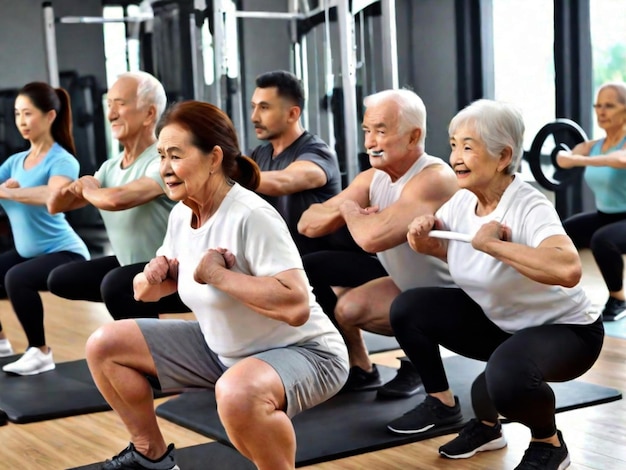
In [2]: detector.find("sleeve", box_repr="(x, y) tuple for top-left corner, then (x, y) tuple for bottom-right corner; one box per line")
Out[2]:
(518, 198), (566, 247)
(0, 154), (16, 183)
(144, 157), (167, 190)
(241, 206), (303, 278)
(48, 150), (80, 180)
(297, 146), (338, 180)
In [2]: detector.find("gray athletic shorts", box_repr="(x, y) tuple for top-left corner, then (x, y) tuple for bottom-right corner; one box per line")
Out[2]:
(136, 318), (349, 417)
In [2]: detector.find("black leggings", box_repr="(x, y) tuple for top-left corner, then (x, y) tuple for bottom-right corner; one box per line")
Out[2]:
(563, 210), (626, 292)
(0, 249), (86, 347)
(390, 287), (604, 439)
(301, 250), (388, 323)
(48, 256), (189, 320)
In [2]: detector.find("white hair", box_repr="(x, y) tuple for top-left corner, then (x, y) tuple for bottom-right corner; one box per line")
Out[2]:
(118, 71), (167, 120)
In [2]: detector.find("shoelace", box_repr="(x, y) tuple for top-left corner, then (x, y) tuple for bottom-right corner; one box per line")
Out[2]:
(519, 444), (556, 468)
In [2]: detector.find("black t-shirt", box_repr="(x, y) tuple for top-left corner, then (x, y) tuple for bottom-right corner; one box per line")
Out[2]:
(250, 131), (359, 255)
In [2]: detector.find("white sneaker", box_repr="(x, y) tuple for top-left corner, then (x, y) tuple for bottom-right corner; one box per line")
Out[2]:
(2, 347), (55, 375)
(0, 338), (14, 357)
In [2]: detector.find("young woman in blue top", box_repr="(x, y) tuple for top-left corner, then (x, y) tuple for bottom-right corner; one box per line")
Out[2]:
(557, 81), (626, 321)
(0, 82), (90, 375)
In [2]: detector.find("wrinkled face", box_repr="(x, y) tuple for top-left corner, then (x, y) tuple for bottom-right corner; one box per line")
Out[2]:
(14, 95), (54, 142)
(106, 77), (151, 142)
(250, 87), (293, 141)
(158, 124), (213, 202)
(449, 124), (503, 190)
(594, 87), (626, 133)
(361, 101), (416, 173)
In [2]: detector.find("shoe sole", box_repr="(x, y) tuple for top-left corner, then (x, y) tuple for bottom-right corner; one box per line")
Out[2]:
(439, 436), (508, 459)
(3, 363), (56, 376)
(559, 454), (571, 470)
(387, 416), (463, 435)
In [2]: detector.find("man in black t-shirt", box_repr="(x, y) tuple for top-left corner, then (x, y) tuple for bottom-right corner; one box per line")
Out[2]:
(250, 70), (355, 255)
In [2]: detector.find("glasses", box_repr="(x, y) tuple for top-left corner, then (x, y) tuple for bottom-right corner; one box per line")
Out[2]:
(593, 103), (623, 110)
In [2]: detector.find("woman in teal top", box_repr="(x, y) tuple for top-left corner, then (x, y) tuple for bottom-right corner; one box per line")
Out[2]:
(558, 81), (626, 321)
(0, 82), (89, 375)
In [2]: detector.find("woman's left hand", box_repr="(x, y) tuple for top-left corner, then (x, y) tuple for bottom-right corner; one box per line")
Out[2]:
(2, 178), (20, 189)
(194, 248), (236, 285)
(471, 221), (512, 251)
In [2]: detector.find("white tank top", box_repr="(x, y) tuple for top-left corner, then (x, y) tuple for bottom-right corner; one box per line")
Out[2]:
(370, 154), (455, 291)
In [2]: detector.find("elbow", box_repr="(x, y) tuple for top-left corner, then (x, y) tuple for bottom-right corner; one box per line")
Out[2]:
(287, 306), (310, 327)
(561, 264), (582, 288)
(47, 200), (60, 214)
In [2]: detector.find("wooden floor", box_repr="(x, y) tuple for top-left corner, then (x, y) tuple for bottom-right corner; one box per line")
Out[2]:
(0, 250), (624, 469)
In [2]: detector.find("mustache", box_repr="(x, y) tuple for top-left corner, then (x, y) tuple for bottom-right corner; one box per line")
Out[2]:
(368, 149), (384, 156)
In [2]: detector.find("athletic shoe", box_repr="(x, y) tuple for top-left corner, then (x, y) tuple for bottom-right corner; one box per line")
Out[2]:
(102, 443), (180, 470)
(514, 430), (570, 470)
(2, 347), (55, 375)
(340, 364), (383, 392)
(439, 418), (507, 459)
(377, 357), (422, 400)
(387, 395), (463, 434)
(0, 338), (14, 357)
(602, 297), (626, 321)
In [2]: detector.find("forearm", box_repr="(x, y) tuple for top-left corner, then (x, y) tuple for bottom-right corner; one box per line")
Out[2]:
(481, 240), (581, 287)
(2, 186), (51, 205)
(298, 204), (345, 238)
(133, 273), (178, 302)
(48, 190), (88, 213)
(209, 268), (309, 326)
(343, 211), (406, 253)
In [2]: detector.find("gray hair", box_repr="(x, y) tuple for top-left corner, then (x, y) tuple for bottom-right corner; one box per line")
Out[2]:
(363, 89), (427, 148)
(118, 71), (167, 120)
(449, 99), (525, 175)
(597, 81), (626, 105)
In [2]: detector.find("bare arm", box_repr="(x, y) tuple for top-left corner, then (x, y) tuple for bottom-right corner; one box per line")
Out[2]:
(340, 164), (459, 253)
(0, 175), (72, 206)
(194, 249), (310, 327)
(82, 176), (165, 211)
(472, 221), (582, 287)
(297, 169), (374, 238)
(256, 160), (328, 196)
(133, 256), (179, 302)
(557, 140), (626, 169)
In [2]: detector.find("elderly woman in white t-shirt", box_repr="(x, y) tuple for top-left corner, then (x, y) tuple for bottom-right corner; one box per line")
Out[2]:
(84, 100), (348, 470)
(385, 99), (603, 470)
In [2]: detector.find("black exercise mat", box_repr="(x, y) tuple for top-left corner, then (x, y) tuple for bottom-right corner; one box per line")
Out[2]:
(68, 441), (256, 470)
(0, 355), (173, 424)
(155, 355), (622, 467)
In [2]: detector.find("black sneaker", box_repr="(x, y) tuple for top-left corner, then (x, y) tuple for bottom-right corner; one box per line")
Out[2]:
(439, 418), (507, 459)
(101, 443), (180, 470)
(377, 357), (422, 400)
(514, 430), (570, 470)
(340, 364), (383, 393)
(387, 395), (463, 434)
(602, 297), (626, 321)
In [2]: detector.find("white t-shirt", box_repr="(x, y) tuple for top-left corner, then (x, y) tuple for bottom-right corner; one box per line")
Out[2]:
(437, 176), (598, 332)
(157, 183), (340, 366)
(370, 154), (455, 291)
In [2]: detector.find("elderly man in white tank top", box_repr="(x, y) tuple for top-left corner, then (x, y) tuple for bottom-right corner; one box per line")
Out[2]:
(298, 89), (459, 397)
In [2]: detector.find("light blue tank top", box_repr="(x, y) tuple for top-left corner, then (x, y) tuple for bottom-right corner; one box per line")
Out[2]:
(583, 136), (626, 213)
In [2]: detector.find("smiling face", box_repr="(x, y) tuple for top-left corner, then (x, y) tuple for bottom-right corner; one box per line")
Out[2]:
(361, 100), (421, 178)
(158, 124), (214, 202)
(14, 95), (54, 143)
(594, 87), (626, 134)
(449, 123), (510, 191)
(106, 77), (152, 143)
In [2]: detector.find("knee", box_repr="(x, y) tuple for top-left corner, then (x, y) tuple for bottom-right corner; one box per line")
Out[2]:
(85, 322), (126, 364)
(215, 375), (264, 425)
(335, 294), (367, 326)
(485, 357), (531, 408)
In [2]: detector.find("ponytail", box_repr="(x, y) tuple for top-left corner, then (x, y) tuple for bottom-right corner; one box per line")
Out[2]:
(231, 154), (261, 190)
(52, 88), (76, 155)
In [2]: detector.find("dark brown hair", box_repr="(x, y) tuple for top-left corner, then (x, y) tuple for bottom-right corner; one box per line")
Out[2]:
(157, 100), (260, 190)
(17, 82), (76, 155)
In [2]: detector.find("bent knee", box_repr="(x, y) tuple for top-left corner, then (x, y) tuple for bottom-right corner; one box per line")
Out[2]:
(85, 320), (136, 361)
(335, 295), (369, 326)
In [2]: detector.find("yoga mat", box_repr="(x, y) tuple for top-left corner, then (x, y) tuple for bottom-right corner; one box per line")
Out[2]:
(154, 355), (622, 467)
(0, 356), (172, 424)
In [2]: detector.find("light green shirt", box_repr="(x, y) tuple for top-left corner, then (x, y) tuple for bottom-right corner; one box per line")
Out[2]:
(94, 143), (175, 265)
